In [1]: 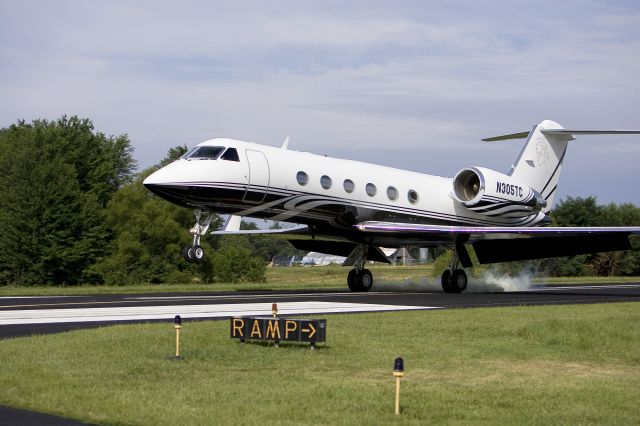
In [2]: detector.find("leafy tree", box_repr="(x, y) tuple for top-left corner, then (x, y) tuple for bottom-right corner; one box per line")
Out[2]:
(538, 196), (640, 276)
(0, 117), (135, 285)
(92, 146), (218, 284)
(211, 237), (266, 283)
(94, 146), (266, 284)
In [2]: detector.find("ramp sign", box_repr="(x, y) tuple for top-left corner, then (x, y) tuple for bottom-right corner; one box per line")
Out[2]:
(230, 317), (326, 346)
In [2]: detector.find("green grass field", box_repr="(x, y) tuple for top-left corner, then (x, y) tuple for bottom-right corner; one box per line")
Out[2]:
(0, 264), (637, 296)
(1, 303), (639, 425)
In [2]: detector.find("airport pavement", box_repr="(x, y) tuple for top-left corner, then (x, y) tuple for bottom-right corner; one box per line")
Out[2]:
(1, 283), (639, 425)
(0, 405), (91, 426)
(1, 283), (639, 338)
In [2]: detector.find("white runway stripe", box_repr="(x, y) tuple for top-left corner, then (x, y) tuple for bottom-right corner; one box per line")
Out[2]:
(0, 302), (441, 325)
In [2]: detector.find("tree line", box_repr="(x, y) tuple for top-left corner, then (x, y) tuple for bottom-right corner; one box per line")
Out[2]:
(0, 117), (298, 286)
(0, 117), (638, 286)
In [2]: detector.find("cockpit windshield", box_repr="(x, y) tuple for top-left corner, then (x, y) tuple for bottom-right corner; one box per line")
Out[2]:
(182, 146), (225, 160)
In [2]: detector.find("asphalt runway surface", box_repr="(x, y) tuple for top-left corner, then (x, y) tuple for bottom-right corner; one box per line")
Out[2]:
(2, 283), (640, 425)
(2, 283), (640, 339)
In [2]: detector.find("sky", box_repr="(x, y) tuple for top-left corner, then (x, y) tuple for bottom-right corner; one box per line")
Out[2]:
(1, 0), (639, 206)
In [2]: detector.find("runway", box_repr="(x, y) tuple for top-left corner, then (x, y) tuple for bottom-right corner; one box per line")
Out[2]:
(1, 283), (639, 339)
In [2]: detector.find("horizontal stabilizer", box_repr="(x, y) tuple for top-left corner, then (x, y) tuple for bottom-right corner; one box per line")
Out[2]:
(483, 128), (640, 142)
(541, 129), (640, 136)
(481, 131), (530, 142)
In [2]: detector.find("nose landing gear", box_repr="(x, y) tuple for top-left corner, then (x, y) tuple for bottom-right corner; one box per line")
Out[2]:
(183, 209), (213, 263)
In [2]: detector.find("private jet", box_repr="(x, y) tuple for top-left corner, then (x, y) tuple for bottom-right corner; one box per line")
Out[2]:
(143, 120), (640, 293)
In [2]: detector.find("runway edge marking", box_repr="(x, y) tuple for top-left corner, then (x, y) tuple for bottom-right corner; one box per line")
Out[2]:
(0, 302), (443, 326)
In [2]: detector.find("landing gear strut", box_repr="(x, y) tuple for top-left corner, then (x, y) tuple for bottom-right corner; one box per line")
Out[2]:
(441, 251), (468, 293)
(183, 209), (213, 263)
(346, 244), (373, 292)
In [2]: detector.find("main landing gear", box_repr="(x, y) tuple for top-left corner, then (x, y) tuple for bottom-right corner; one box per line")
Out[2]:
(348, 268), (373, 292)
(183, 209), (213, 263)
(346, 244), (373, 292)
(441, 251), (468, 293)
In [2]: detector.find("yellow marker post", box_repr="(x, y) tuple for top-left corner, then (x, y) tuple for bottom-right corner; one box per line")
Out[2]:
(174, 315), (182, 360)
(393, 357), (404, 415)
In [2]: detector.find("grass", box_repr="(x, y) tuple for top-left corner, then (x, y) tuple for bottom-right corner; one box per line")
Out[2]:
(0, 264), (637, 296)
(1, 303), (639, 425)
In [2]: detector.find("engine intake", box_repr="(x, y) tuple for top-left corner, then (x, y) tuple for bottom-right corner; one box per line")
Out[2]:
(452, 167), (546, 217)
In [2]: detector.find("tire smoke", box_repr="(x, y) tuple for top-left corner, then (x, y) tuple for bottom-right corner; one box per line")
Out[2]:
(372, 269), (538, 293)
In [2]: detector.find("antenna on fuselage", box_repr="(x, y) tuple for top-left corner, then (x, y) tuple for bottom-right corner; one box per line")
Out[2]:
(281, 136), (290, 149)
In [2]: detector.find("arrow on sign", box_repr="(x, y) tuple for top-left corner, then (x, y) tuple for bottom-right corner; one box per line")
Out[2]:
(302, 323), (316, 338)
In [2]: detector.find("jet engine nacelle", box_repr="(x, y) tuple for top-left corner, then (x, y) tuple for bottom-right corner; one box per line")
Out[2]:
(452, 167), (546, 217)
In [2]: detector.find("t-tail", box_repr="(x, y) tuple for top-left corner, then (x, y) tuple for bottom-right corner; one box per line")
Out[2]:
(452, 121), (640, 223)
(501, 120), (570, 212)
(482, 120), (640, 213)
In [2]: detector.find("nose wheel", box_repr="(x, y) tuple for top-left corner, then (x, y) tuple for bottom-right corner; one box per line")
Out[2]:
(183, 209), (212, 263)
(182, 244), (205, 263)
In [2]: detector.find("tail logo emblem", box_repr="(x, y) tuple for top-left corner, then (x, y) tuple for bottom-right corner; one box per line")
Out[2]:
(536, 138), (549, 166)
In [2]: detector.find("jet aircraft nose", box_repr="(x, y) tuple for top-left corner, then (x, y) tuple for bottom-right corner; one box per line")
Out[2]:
(143, 165), (171, 186)
(142, 162), (193, 207)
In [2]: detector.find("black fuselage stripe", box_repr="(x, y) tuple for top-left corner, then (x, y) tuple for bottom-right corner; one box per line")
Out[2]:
(157, 181), (544, 227)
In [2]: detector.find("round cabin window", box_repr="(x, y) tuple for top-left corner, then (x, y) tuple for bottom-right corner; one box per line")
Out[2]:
(343, 179), (355, 193)
(366, 183), (377, 197)
(387, 186), (398, 201)
(320, 175), (332, 189)
(297, 171), (309, 186)
(408, 189), (419, 204)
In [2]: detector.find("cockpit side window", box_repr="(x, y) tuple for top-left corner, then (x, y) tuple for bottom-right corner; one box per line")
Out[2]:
(221, 147), (240, 162)
(186, 146), (225, 160)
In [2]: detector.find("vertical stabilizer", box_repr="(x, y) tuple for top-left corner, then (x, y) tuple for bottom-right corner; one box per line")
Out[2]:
(509, 120), (570, 212)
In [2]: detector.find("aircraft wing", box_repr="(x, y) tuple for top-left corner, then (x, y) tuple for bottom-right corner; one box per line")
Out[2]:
(356, 221), (640, 264)
(211, 224), (312, 238)
(211, 224), (391, 263)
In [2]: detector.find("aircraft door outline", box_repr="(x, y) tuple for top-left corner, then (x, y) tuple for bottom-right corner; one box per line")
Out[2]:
(244, 149), (270, 203)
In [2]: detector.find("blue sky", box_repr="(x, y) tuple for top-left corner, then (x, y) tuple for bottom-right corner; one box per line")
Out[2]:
(1, 0), (639, 205)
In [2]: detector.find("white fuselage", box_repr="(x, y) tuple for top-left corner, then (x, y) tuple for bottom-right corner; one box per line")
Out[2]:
(143, 138), (546, 238)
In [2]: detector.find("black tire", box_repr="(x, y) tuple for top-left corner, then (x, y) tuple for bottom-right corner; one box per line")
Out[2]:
(450, 269), (468, 293)
(182, 246), (193, 262)
(192, 245), (205, 262)
(441, 270), (452, 293)
(360, 269), (373, 292)
(347, 269), (360, 291)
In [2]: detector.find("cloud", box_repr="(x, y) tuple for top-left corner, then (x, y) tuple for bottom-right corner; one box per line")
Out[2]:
(1, 0), (639, 204)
